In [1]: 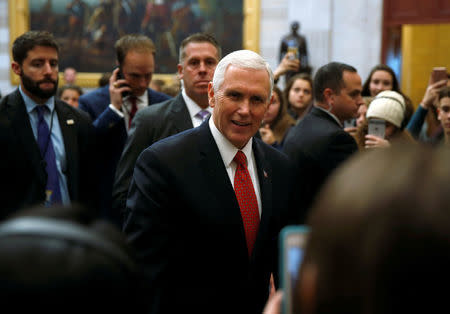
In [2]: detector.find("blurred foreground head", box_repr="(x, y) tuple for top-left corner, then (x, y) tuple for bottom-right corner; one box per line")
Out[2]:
(298, 143), (450, 314)
(0, 204), (146, 313)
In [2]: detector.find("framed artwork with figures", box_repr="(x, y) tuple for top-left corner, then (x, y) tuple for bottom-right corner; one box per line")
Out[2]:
(9, 0), (261, 87)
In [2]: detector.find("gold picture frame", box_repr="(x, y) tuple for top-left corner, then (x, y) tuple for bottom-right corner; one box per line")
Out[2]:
(9, 0), (260, 88)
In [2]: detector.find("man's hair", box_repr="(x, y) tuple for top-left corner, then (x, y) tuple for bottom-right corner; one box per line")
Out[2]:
(361, 64), (400, 97)
(115, 34), (156, 66)
(439, 86), (450, 101)
(178, 33), (221, 64)
(299, 143), (450, 314)
(12, 31), (59, 65)
(313, 62), (357, 103)
(212, 50), (273, 94)
(0, 204), (147, 312)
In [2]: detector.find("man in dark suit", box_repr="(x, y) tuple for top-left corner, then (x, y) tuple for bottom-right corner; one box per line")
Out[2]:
(124, 50), (298, 314)
(283, 62), (363, 220)
(78, 34), (170, 223)
(112, 33), (221, 223)
(0, 31), (98, 219)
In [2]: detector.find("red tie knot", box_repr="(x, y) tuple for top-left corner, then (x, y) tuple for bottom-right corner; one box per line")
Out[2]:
(234, 150), (247, 168)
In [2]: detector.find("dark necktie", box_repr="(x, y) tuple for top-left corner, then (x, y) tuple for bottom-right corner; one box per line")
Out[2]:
(233, 150), (260, 257)
(195, 109), (210, 122)
(128, 96), (138, 128)
(36, 105), (62, 206)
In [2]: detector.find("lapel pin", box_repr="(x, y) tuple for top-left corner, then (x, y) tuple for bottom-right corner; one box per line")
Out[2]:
(263, 170), (268, 178)
(66, 119), (74, 125)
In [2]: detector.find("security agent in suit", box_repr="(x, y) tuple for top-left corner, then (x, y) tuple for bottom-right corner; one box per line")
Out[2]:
(124, 50), (298, 314)
(283, 62), (363, 220)
(0, 31), (98, 219)
(78, 34), (170, 223)
(112, 33), (221, 223)
(0, 204), (147, 313)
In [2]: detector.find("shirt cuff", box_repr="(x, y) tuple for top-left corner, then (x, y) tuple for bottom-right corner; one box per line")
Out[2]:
(109, 104), (124, 118)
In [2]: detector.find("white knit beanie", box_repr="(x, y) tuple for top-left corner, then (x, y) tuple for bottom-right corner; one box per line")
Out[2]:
(366, 90), (405, 128)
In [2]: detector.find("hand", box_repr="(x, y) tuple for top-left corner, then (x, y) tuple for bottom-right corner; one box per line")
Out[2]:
(109, 67), (131, 111)
(344, 126), (358, 137)
(259, 124), (276, 145)
(273, 53), (300, 81)
(269, 273), (276, 299)
(365, 134), (391, 149)
(421, 79), (448, 109)
(263, 291), (283, 314)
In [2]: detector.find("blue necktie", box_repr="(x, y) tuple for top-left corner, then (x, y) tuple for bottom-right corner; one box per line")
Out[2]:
(36, 105), (62, 206)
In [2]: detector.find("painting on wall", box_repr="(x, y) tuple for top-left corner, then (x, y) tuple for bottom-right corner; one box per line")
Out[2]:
(29, 0), (243, 74)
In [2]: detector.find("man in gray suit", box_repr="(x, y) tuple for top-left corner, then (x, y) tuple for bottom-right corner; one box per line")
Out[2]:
(112, 33), (221, 222)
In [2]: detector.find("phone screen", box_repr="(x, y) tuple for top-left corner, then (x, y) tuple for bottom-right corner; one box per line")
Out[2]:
(431, 67), (447, 84)
(280, 226), (309, 314)
(368, 118), (386, 139)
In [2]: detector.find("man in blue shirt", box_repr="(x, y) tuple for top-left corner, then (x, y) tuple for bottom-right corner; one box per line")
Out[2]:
(0, 31), (98, 219)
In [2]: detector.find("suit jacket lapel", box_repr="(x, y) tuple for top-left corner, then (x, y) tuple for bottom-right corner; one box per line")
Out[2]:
(251, 139), (274, 258)
(55, 101), (78, 198)
(7, 90), (47, 186)
(197, 121), (249, 258)
(170, 94), (194, 132)
(311, 106), (342, 127)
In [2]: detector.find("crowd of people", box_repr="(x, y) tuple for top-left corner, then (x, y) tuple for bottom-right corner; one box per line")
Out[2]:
(0, 29), (449, 314)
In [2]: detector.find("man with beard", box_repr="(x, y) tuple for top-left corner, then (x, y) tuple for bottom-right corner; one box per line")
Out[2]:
(0, 31), (98, 219)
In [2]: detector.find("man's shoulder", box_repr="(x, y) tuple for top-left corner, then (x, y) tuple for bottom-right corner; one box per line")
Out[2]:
(137, 94), (181, 117)
(79, 86), (110, 107)
(148, 88), (171, 105)
(55, 100), (92, 124)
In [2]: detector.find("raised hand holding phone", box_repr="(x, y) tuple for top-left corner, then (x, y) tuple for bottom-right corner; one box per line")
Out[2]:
(110, 67), (132, 111)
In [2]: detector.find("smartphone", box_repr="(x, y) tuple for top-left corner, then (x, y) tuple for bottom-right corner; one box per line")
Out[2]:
(368, 118), (386, 139)
(344, 118), (356, 128)
(279, 225), (310, 314)
(114, 66), (131, 98)
(430, 67), (448, 84)
(287, 46), (299, 60)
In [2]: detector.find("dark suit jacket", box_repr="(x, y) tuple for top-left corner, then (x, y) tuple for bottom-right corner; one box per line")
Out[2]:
(283, 106), (358, 220)
(78, 86), (170, 222)
(112, 93), (192, 223)
(124, 121), (297, 314)
(0, 89), (98, 219)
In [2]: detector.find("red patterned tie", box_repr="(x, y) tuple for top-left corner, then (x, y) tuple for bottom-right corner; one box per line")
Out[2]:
(128, 96), (138, 128)
(233, 150), (260, 257)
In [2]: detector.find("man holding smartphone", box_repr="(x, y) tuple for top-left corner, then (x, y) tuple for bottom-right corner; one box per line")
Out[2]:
(78, 34), (170, 225)
(113, 33), (221, 223)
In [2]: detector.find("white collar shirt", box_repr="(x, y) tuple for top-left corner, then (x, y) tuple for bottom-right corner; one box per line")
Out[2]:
(208, 117), (262, 216)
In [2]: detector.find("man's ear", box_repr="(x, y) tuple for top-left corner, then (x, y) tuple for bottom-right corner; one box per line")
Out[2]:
(208, 82), (215, 108)
(298, 263), (317, 314)
(12, 62), (21, 76)
(323, 88), (335, 105)
(177, 64), (183, 80)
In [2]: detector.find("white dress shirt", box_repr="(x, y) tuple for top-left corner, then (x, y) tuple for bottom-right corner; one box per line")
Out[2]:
(109, 90), (149, 132)
(182, 89), (212, 128)
(208, 117), (262, 216)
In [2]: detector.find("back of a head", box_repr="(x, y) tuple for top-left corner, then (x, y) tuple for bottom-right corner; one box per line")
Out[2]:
(0, 205), (146, 313)
(302, 144), (450, 314)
